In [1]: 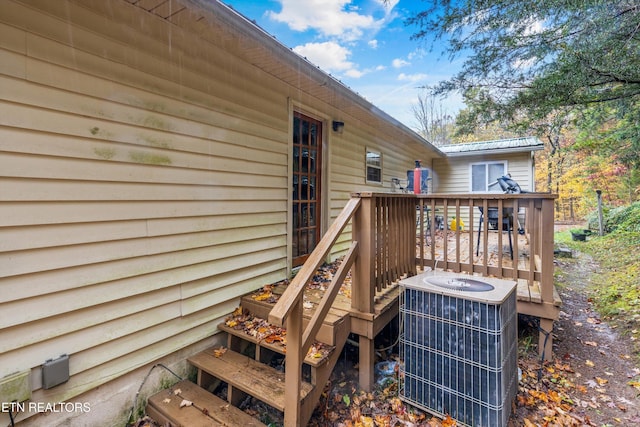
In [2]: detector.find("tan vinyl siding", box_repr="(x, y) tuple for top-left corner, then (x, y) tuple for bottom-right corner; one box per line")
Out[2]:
(0, 1), (442, 416)
(432, 153), (534, 227)
(0, 0), (289, 402)
(327, 125), (433, 258)
(433, 152), (533, 193)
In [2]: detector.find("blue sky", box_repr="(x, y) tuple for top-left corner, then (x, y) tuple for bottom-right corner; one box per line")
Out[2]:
(223, 0), (465, 130)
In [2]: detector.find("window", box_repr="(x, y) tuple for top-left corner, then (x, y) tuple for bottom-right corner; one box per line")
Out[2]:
(470, 161), (506, 192)
(366, 149), (382, 183)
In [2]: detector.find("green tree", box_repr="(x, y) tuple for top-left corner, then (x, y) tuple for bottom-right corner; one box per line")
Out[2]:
(406, 0), (640, 115)
(406, 0), (640, 169)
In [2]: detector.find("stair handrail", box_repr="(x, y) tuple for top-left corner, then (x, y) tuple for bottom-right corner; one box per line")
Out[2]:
(268, 196), (361, 327)
(268, 197), (361, 426)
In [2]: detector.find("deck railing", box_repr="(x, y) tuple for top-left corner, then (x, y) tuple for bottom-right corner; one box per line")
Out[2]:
(268, 191), (556, 426)
(415, 193), (556, 285)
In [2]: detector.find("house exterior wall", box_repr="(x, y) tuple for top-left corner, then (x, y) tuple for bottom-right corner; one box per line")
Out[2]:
(0, 0), (438, 424)
(432, 152), (534, 194)
(431, 152), (535, 228)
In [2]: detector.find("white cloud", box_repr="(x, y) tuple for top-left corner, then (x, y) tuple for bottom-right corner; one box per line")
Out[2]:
(368, 39), (378, 49)
(267, 0), (390, 42)
(392, 58), (410, 68)
(397, 73), (428, 83)
(407, 49), (426, 61)
(293, 41), (359, 75)
(345, 69), (365, 78)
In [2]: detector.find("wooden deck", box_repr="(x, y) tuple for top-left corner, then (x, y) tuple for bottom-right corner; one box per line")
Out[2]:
(244, 225), (561, 351)
(262, 192), (558, 425)
(417, 229), (562, 308)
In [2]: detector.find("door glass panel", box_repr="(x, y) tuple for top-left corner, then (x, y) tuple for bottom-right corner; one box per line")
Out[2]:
(292, 112), (322, 266)
(308, 203), (316, 226)
(293, 204), (299, 230)
(302, 121), (309, 145)
(293, 116), (300, 144)
(310, 123), (317, 146)
(309, 149), (316, 173)
(307, 230), (316, 251)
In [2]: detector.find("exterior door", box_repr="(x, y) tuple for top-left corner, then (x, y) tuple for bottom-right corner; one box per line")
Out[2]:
(292, 112), (322, 267)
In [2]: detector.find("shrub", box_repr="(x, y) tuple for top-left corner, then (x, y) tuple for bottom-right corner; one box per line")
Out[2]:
(585, 201), (640, 233)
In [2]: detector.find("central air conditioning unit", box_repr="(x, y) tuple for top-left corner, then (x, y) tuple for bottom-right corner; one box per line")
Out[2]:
(399, 272), (518, 427)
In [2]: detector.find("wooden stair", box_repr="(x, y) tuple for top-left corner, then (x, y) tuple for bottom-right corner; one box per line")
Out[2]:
(146, 297), (351, 426)
(147, 379), (267, 427)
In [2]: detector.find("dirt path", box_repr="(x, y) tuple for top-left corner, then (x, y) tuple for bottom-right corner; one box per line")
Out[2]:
(514, 249), (640, 425)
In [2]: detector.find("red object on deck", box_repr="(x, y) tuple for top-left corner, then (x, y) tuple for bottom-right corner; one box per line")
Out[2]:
(414, 160), (422, 194)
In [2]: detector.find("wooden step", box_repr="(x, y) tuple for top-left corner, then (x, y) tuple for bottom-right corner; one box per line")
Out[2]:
(146, 379), (266, 427)
(188, 347), (314, 413)
(239, 296), (343, 346)
(218, 323), (334, 367)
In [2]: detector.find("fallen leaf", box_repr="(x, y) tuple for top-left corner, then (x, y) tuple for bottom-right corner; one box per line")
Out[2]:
(252, 290), (273, 301)
(173, 388), (182, 395)
(213, 346), (227, 357)
(584, 341), (598, 347)
(179, 399), (193, 408)
(618, 396), (634, 405)
(442, 414), (457, 427)
(595, 377), (609, 386)
(343, 394), (351, 407)
(585, 360), (595, 367)
(162, 398), (171, 404)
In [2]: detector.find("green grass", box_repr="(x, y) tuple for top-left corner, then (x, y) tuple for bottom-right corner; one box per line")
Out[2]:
(556, 224), (640, 355)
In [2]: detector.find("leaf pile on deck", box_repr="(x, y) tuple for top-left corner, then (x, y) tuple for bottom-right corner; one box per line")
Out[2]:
(249, 257), (352, 305)
(224, 309), (332, 359)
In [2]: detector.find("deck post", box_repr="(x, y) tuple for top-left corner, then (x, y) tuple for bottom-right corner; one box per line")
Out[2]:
(351, 194), (375, 390)
(538, 198), (556, 360)
(283, 299), (303, 426)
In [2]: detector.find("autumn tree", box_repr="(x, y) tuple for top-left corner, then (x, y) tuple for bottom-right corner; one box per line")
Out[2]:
(411, 88), (455, 146)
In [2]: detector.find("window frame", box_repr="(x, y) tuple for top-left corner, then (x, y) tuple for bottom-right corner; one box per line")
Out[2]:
(365, 148), (382, 185)
(469, 161), (508, 192)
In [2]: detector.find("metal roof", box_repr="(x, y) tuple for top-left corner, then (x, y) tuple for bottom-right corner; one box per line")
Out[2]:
(438, 137), (545, 156)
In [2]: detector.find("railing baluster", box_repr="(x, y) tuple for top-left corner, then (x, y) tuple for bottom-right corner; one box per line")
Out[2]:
(467, 198), (474, 274)
(527, 199), (536, 286)
(442, 199), (449, 269)
(454, 199), (461, 272)
(497, 199), (504, 277)
(512, 198), (520, 281)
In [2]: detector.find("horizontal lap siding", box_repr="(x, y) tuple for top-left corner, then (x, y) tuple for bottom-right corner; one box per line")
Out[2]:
(328, 123), (431, 258)
(433, 154), (533, 226)
(0, 0), (288, 401)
